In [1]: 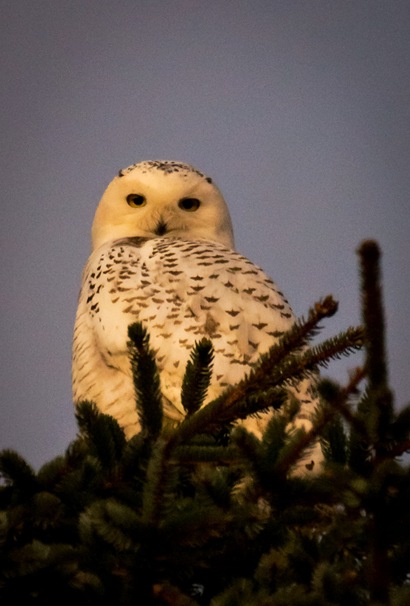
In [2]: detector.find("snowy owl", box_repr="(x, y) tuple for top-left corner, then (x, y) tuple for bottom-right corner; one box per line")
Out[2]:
(73, 160), (321, 469)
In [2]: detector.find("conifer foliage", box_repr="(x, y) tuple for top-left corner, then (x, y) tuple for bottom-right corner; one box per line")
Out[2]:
(0, 240), (409, 605)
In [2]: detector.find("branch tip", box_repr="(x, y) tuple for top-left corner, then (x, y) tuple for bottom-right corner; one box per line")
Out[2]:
(357, 239), (381, 263)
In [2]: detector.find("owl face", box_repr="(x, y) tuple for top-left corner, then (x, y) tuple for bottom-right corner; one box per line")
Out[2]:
(91, 160), (235, 251)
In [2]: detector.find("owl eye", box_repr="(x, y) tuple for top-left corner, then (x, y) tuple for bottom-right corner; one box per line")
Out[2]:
(178, 197), (201, 212)
(126, 194), (146, 208)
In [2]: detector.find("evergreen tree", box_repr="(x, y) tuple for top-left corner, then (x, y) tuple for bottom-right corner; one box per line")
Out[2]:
(0, 240), (408, 605)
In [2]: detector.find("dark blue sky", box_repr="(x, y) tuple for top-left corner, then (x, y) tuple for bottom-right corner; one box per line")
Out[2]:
(1, 1), (409, 468)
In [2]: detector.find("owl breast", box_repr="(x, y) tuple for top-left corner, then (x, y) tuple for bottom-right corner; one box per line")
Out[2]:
(72, 236), (295, 436)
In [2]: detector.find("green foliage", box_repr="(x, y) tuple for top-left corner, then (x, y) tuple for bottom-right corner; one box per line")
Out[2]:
(182, 339), (214, 416)
(128, 322), (163, 441)
(0, 240), (409, 604)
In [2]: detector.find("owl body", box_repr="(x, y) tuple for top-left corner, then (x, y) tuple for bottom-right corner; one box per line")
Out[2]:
(73, 161), (319, 463)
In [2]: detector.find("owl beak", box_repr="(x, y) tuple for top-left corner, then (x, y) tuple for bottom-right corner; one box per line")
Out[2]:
(154, 218), (168, 236)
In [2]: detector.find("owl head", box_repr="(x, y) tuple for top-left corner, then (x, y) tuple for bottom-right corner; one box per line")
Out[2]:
(91, 160), (235, 251)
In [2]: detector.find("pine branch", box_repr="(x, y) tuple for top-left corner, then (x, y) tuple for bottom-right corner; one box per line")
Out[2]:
(181, 338), (214, 416)
(194, 296), (342, 427)
(0, 450), (37, 494)
(391, 405), (410, 442)
(221, 326), (363, 416)
(75, 398), (103, 432)
(173, 388), (287, 447)
(274, 368), (365, 475)
(152, 582), (200, 606)
(173, 444), (241, 464)
(358, 240), (388, 390)
(389, 405), (410, 458)
(387, 439), (410, 460)
(318, 368), (367, 437)
(140, 437), (176, 526)
(163, 314), (363, 450)
(128, 322), (163, 441)
(256, 327), (363, 400)
(232, 427), (268, 484)
(75, 401), (126, 469)
(319, 369), (366, 465)
(357, 241), (398, 604)
(250, 295), (339, 376)
(358, 241), (394, 451)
